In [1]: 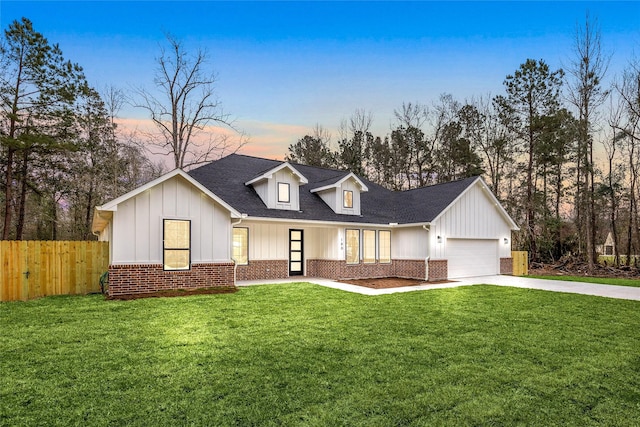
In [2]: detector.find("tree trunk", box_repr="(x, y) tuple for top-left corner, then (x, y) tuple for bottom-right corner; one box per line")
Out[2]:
(85, 180), (95, 240)
(588, 121), (597, 271)
(51, 195), (58, 241)
(609, 147), (620, 267)
(527, 112), (537, 262)
(15, 148), (29, 240)
(2, 148), (16, 240)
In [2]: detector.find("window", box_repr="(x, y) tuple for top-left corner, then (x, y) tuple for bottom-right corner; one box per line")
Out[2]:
(379, 230), (391, 264)
(163, 219), (190, 270)
(343, 190), (353, 208)
(233, 227), (249, 265)
(363, 230), (376, 264)
(278, 182), (290, 203)
(346, 229), (360, 264)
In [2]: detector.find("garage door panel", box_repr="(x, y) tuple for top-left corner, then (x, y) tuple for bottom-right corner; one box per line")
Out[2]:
(447, 239), (499, 278)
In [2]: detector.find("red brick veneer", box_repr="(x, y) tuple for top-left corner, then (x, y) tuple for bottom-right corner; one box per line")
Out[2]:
(108, 263), (235, 297)
(427, 259), (448, 281)
(500, 257), (513, 275)
(235, 260), (289, 281)
(394, 259), (427, 279)
(306, 259), (427, 281)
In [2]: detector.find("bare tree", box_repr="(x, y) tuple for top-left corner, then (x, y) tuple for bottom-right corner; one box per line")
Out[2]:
(605, 95), (627, 267)
(393, 102), (429, 129)
(566, 13), (610, 270)
(613, 57), (640, 265)
(134, 34), (246, 170)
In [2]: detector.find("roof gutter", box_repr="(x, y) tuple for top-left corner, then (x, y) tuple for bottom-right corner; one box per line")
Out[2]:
(239, 215), (431, 229)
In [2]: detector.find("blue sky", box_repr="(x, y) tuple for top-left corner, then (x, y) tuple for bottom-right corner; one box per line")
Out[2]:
(2, 1), (640, 159)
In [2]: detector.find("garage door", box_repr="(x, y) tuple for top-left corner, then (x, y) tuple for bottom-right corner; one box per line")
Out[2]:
(447, 239), (499, 278)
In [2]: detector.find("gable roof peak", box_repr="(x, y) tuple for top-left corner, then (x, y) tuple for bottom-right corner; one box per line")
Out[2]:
(244, 161), (309, 186)
(310, 171), (369, 193)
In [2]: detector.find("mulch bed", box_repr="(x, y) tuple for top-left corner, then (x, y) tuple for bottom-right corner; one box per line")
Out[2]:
(107, 286), (238, 300)
(339, 277), (451, 289)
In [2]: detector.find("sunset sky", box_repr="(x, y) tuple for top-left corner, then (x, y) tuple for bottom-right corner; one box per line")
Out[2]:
(2, 1), (639, 161)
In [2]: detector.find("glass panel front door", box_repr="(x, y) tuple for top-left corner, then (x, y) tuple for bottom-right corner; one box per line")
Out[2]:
(289, 229), (304, 276)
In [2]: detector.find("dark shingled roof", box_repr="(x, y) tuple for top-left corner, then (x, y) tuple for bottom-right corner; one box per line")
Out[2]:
(188, 154), (479, 225)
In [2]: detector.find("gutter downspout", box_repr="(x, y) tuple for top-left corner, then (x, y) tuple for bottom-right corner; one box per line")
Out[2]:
(423, 224), (430, 281)
(231, 215), (246, 284)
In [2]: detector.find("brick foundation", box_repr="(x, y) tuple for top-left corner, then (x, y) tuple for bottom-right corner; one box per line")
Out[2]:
(235, 260), (289, 281)
(306, 259), (426, 281)
(427, 259), (448, 281)
(500, 257), (513, 275)
(393, 259), (427, 280)
(108, 263), (235, 297)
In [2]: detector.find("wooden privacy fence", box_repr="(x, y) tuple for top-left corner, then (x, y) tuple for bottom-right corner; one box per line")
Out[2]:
(512, 251), (528, 276)
(0, 241), (109, 302)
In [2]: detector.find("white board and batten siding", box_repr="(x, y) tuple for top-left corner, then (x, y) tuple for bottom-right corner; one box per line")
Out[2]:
(430, 181), (513, 278)
(392, 226), (429, 260)
(111, 175), (232, 264)
(242, 221), (288, 261)
(240, 222), (341, 261)
(307, 227), (341, 259)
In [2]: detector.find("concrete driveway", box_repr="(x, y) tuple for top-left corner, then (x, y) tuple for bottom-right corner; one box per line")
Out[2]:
(237, 275), (640, 301)
(456, 275), (640, 301)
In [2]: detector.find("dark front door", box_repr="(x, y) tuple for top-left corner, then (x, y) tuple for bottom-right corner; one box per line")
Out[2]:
(289, 229), (304, 276)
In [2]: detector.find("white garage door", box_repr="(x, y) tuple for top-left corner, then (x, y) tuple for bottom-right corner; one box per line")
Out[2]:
(447, 239), (499, 278)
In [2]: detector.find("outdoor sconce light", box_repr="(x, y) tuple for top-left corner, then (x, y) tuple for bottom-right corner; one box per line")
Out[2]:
(504, 238), (509, 245)
(437, 235), (442, 243)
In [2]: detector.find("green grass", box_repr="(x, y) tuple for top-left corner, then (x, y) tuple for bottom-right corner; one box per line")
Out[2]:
(2, 284), (640, 426)
(527, 274), (640, 288)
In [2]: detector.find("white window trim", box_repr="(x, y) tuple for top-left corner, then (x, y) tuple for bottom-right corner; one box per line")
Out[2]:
(343, 190), (353, 209)
(163, 219), (191, 271)
(378, 230), (391, 264)
(345, 228), (360, 264)
(363, 229), (376, 264)
(278, 182), (291, 203)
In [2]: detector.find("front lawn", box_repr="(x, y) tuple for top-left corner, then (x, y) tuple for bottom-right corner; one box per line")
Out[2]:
(2, 284), (640, 426)
(528, 274), (640, 288)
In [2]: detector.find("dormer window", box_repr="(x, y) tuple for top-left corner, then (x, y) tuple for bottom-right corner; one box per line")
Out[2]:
(343, 190), (353, 208)
(278, 182), (290, 203)
(311, 172), (368, 216)
(244, 162), (308, 211)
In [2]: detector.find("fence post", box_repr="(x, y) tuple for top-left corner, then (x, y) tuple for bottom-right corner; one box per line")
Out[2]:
(511, 251), (529, 276)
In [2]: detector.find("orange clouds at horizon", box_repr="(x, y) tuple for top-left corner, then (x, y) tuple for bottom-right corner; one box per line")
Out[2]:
(114, 117), (311, 163)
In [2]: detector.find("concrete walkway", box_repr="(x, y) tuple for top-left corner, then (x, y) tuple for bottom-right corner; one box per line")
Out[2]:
(237, 275), (640, 301)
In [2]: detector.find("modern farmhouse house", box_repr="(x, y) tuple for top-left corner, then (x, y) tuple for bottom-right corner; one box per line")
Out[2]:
(91, 154), (519, 296)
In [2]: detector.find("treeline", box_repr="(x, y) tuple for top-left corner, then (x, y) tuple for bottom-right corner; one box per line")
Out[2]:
(0, 18), (161, 241)
(1, 18), (241, 241)
(3, 16), (640, 270)
(287, 18), (640, 268)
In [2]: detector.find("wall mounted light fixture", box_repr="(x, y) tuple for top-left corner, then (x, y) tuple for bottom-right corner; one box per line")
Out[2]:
(437, 235), (442, 243)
